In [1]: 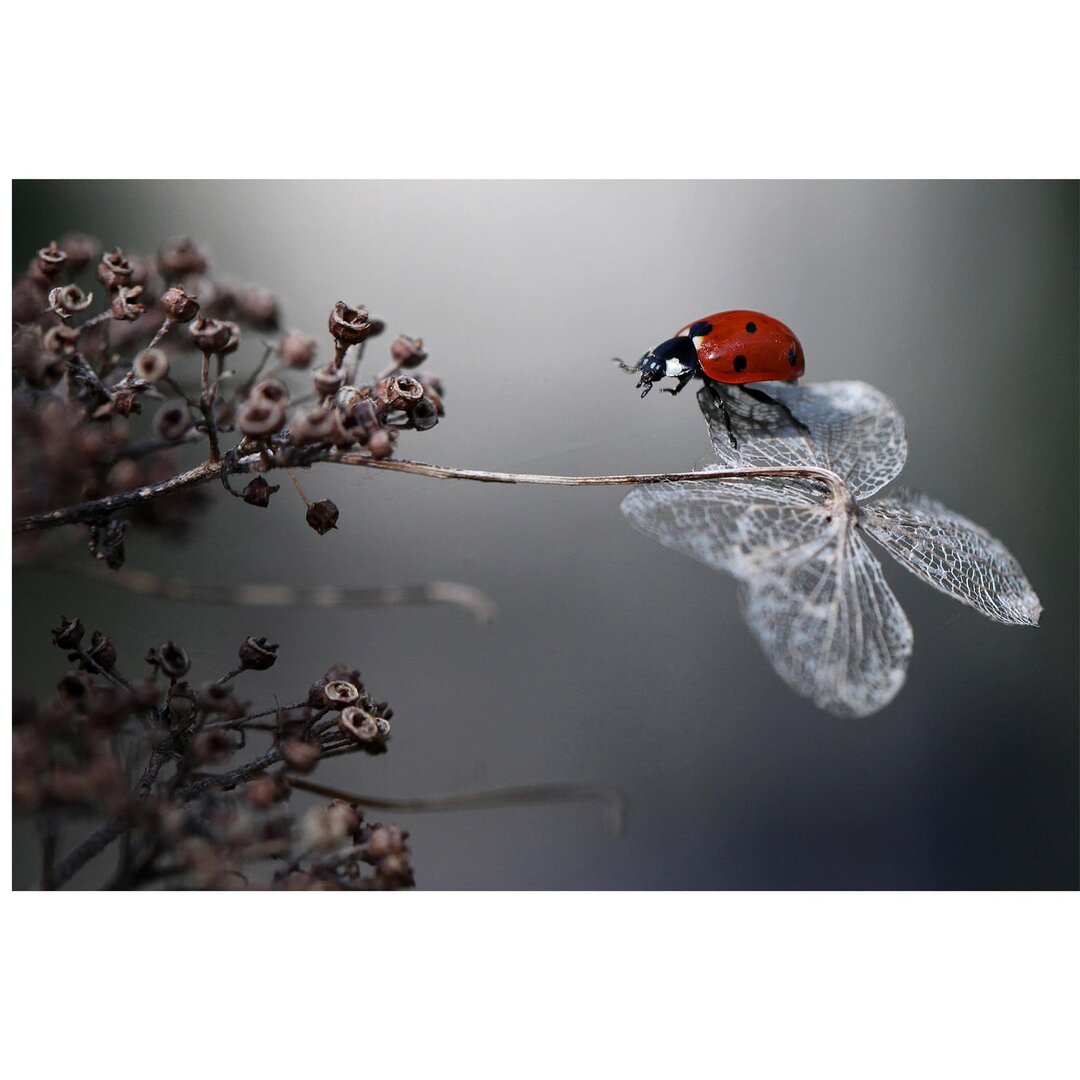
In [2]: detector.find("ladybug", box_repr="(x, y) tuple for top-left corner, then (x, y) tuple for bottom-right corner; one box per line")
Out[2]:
(616, 310), (806, 447)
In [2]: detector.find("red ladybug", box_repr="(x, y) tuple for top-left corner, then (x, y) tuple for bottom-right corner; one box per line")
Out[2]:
(625, 310), (804, 398)
(616, 310), (806, 447)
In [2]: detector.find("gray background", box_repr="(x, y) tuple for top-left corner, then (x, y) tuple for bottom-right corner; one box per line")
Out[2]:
(12, 180), (1078, 889)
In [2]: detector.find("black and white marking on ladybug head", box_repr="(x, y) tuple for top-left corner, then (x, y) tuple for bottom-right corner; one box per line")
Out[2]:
(635, 335), (700, 397)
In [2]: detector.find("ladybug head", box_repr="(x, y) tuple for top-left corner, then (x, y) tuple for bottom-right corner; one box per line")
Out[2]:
(634, 335), (699, 398)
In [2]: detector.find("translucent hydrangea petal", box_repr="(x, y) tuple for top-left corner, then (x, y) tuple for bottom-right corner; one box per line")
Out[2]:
(622, 483), (912, 717)
(699, 380), (907, 500)
(860, 488), (1042, 626)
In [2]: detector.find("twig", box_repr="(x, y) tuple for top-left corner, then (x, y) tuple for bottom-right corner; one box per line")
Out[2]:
(14, 455), (847, 534)
(286, 776), (627, 834)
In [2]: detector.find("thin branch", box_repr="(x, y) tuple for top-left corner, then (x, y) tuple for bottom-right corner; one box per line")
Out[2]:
(14, 453), (847, 534)
(286, 776), (627, 835)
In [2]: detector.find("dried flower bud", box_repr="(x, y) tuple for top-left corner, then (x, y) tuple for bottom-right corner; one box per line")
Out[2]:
(280, 738), (321, 773)
(196, 681), (234, 713)
(134, 348), (169, 382)
(153, 401), (193, 442)
(148, 640), (191, 679)
(410, 396), (440, 431)
(328, 301), (371, 346)
(324, 680), (360, 708)
(365, 824), (407, 862)
(384, 374), (425, 412)
(366, 428), (396, 459)
(238, 635), (278, 670)
(246, 774), (289, 810)
(57, 671), (95, 707)
(160, 284), (200, 323)
(59, 233), (101, 271)
(338, 705), (379, 742)
(300, 805), (351, 852)
(236, 285), (279, 330)
(305, 499), (339, 535)
(289, 406), (338, 445)
(376, 852), (414, 887)
(312, 362), (346, 398)
(48, 284), (93, 319)
(219, 320), (241, 356)
(390, 334), (427, 368)
(158, 237), (209, 279)
(189, 316), (233, 354)
(110, 285), (145, 321)
(84, 631), (117, 671)
(97, 248), (133, 290)
(238, 400), (286, 439)
(251, 378), (290, 408)
(193, 729), (232, 765)
(35, 241), (68, 281)
(43, 324), (80, 358)
(51, 616), (85, 650)
(329, 799), (362, 836)
(242, 476), (280, 508)
(280, 330), (316, 369)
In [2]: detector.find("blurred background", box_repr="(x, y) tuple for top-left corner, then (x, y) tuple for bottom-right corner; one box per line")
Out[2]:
(11, 180), (1078, 889)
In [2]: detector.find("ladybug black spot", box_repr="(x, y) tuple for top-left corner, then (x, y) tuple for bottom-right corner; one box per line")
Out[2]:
(745, 321), (757, 333)
(689, 321), (712, 337)
(733, 355), (747, 372)
(788, 345), (798, 366)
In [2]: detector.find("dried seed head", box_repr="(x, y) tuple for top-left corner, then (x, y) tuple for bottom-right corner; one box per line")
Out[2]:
(280, 330), (316, 369)
(193, 729), (233, 765)
(251, 378), (290, 408)
(134, 348), (169, 382)
(48, 284), (93, 318)
(409, 396), (440, 431)
(305, 499), (340, 535)
(238, 635), (278, 670)
(300, 805), (350, 852)
(246, 774), (289, 810)
(149, 640), (191, 680)
(43, 324), (80, 358)
(280, 738), (321, 773)
(236, 285), (279, 330)
(390, 334), (427, 369)
(328, 301), (371, 346)
(312, 362), (346, 398)
(84, 631), (117, 671)
(110, 285), (145, 322)
(218, 320), (241, 356)
(59, 233), (101, 271)
(196, 682), (234, 713)
(158, 237), (209, 279)
(238, 399), (286, 438)
(160, 284), (200, 323)
(52, 616), (85, 650)
(35, 241), (68, 281)
(328, 799), (362, 836)
(384, 374), (425, 412)
(324, 680), (360, 708)
(289, 406), (338, 445)
(153, 401), (193, 442)
(242, 476), (281, 508)
(189, 316), (233, 354)
(97, 248), (133, 290)
(365, 824), (407, 861)
(338, 705), (380, 742)
(366, 428), (396, 459)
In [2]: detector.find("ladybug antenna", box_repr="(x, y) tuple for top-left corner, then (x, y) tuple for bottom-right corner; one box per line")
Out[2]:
(612, 356), (642, 375)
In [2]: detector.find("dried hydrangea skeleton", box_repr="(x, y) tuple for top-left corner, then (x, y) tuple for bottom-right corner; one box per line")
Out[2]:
(622, 380), (1041, 718)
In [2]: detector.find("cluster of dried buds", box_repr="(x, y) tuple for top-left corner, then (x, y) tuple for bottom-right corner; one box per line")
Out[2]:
(13, 618), (413, 890)
(13, 234), (447, 563)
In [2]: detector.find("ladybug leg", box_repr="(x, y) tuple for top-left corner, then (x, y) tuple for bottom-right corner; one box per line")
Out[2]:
(737, 385), (811, 438)
(660, 371), (696, 397)
(699, 380), (738, 449)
